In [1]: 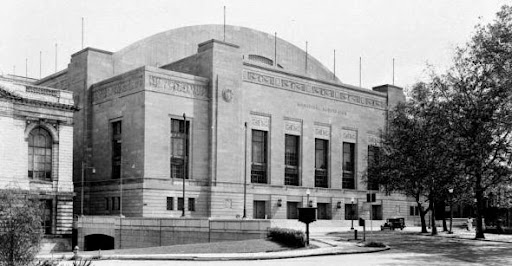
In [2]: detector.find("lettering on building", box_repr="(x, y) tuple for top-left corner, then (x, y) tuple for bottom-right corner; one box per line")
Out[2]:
(296, 103), (348, 116)
(148, 75), (208, 99)
(243, 70), (386, 109)
(92, 75), (144, 102)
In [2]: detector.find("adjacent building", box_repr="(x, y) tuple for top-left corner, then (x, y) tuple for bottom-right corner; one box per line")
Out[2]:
(36, 25), (415, 223)
(0, 75), (76, 239)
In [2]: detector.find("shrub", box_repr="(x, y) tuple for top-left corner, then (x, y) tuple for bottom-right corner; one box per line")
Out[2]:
(267, 227), (306, 247)
(0, 189), (43, 266)
(364, 241), (386, 248)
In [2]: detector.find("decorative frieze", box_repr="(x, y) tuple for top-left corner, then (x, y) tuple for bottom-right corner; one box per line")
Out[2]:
(251, 115), (270, 131)
(92, 75), (144, 102)
(148, 75), (208, 99)
(367, 134), (380, 146)
(314, 125), (330, 139)
(342, 129), (357, 142)
(243, 70), (386, 110)
(284, 120), (301, 135)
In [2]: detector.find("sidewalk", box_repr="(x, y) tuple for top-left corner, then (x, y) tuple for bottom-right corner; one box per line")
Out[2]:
(427, 228), (512, 243)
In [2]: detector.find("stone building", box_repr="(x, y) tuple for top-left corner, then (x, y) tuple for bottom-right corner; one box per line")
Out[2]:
(0, 76), (76, 240)
(36, 25), (414, 223)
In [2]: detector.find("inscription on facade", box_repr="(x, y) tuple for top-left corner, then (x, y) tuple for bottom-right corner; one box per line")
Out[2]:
(251, 115), (270, 131)
(243, 70), (386, 109)
(284, 120), (301, 135)
(297, 103), (348, 116)
(148, 75), (208, 99)
(314, 125), (330, 139)
(93, 75), (144, 102)
(342, 129), (357, 142)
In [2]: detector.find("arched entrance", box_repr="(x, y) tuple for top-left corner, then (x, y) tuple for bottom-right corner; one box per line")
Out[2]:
(84, 234), (114, 251)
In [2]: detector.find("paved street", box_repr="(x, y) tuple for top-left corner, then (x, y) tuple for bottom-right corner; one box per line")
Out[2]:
(92, 230), (512, 266)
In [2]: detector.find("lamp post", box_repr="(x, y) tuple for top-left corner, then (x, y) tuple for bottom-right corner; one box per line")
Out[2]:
(351, 197), (355, 230)
(80, 161), (95, 216)
(448, 188), (454, 234)
(243, 122), (247, 218)
(306, 189), (311, 207)
(182, 113), (187, 217)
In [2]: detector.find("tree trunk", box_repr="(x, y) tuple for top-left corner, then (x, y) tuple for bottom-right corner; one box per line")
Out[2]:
(418, 202), (428, 233)
(429, 195), (437, 235)
(440, 201), (448, 231)
(475, 174), (485, 239)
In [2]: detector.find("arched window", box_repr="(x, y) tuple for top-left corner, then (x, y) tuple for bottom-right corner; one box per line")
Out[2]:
(28, 127), (52, 181)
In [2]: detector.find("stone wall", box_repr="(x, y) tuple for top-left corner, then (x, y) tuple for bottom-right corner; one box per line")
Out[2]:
(77, 216), (270, 250)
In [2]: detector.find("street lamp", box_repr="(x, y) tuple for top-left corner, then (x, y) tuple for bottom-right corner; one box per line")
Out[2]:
(306, 189), (311, 207)
(351, 197), (355, 230)
(243, 122), (247, 218)
(448, 188), (454, 234)
(182, 113), (187, 217)
(80, 161), (95, 216)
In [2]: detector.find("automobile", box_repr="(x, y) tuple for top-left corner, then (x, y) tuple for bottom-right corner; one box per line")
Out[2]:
(381, 218), (406, 230)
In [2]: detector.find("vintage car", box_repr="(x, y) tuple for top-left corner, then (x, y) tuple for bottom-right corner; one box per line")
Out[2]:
(381, 218), (406, 230)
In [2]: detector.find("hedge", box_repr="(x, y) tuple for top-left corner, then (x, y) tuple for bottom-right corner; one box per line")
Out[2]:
(267, 227), (306, 247)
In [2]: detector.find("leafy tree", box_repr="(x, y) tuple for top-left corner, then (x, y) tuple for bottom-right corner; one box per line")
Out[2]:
(0, 189), (43, 266)
(367, 83), (460, 235)
(426, 5), (512, 239)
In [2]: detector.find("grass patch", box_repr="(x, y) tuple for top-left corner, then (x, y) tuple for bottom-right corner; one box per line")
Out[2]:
(77, 239), (291, 256)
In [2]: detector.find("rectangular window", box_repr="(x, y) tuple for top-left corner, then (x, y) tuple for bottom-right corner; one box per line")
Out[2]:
(178, 197), (184, 211)
(410, 206), (420, 216)
(284, 134), (299, 186)
(188, 198), (195, 211)
(367, 145), (380, 190)
(317, 203), (330, 220)
(315, 139), (328, 188)
(105, 197), (110, 211)
(342, 142), (355, 189)
(166, 197), (174, 210)
(171, 119), (190, 179)
(111, 197), (116, 211)
(251, 130), (268, 183)
(372, 205), (383, 220)
(286, 202), (299, 219)
(345, 204), (358, 220)
(111, 121), (122, 179)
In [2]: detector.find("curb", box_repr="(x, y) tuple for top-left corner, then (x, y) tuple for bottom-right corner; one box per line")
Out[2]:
(36, 246), (390, 261)
(419, 233), (512, 244)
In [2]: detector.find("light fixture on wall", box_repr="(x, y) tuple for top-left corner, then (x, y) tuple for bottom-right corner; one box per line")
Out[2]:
(277, 198), (282, 207)
(337, 202), (342, 209)
(308, 200), (313, 207)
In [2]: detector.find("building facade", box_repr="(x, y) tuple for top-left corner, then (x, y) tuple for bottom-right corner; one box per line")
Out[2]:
(36, 25), (415, 223)
(0, 76), (75, 237)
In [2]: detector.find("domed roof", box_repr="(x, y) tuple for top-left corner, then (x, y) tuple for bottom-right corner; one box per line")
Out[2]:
(113, 25), (339, 82)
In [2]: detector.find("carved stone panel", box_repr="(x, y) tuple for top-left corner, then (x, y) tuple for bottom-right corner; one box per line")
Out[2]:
(342, 129), (357, 143)
(284, 120), (301, 135)
(367, 134), (380, 146)
(314, 125), (330, 139)
(251, 115), (270, 131)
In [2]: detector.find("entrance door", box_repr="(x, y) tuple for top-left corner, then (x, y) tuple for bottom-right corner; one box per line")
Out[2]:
(253, 200), (266, 219)
(40, 200), (52, 234)
(287, 202), (299, 219)
(317, 203), (329, 220)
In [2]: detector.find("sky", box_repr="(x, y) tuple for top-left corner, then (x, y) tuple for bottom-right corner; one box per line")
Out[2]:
(0, 0), (510, 89)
